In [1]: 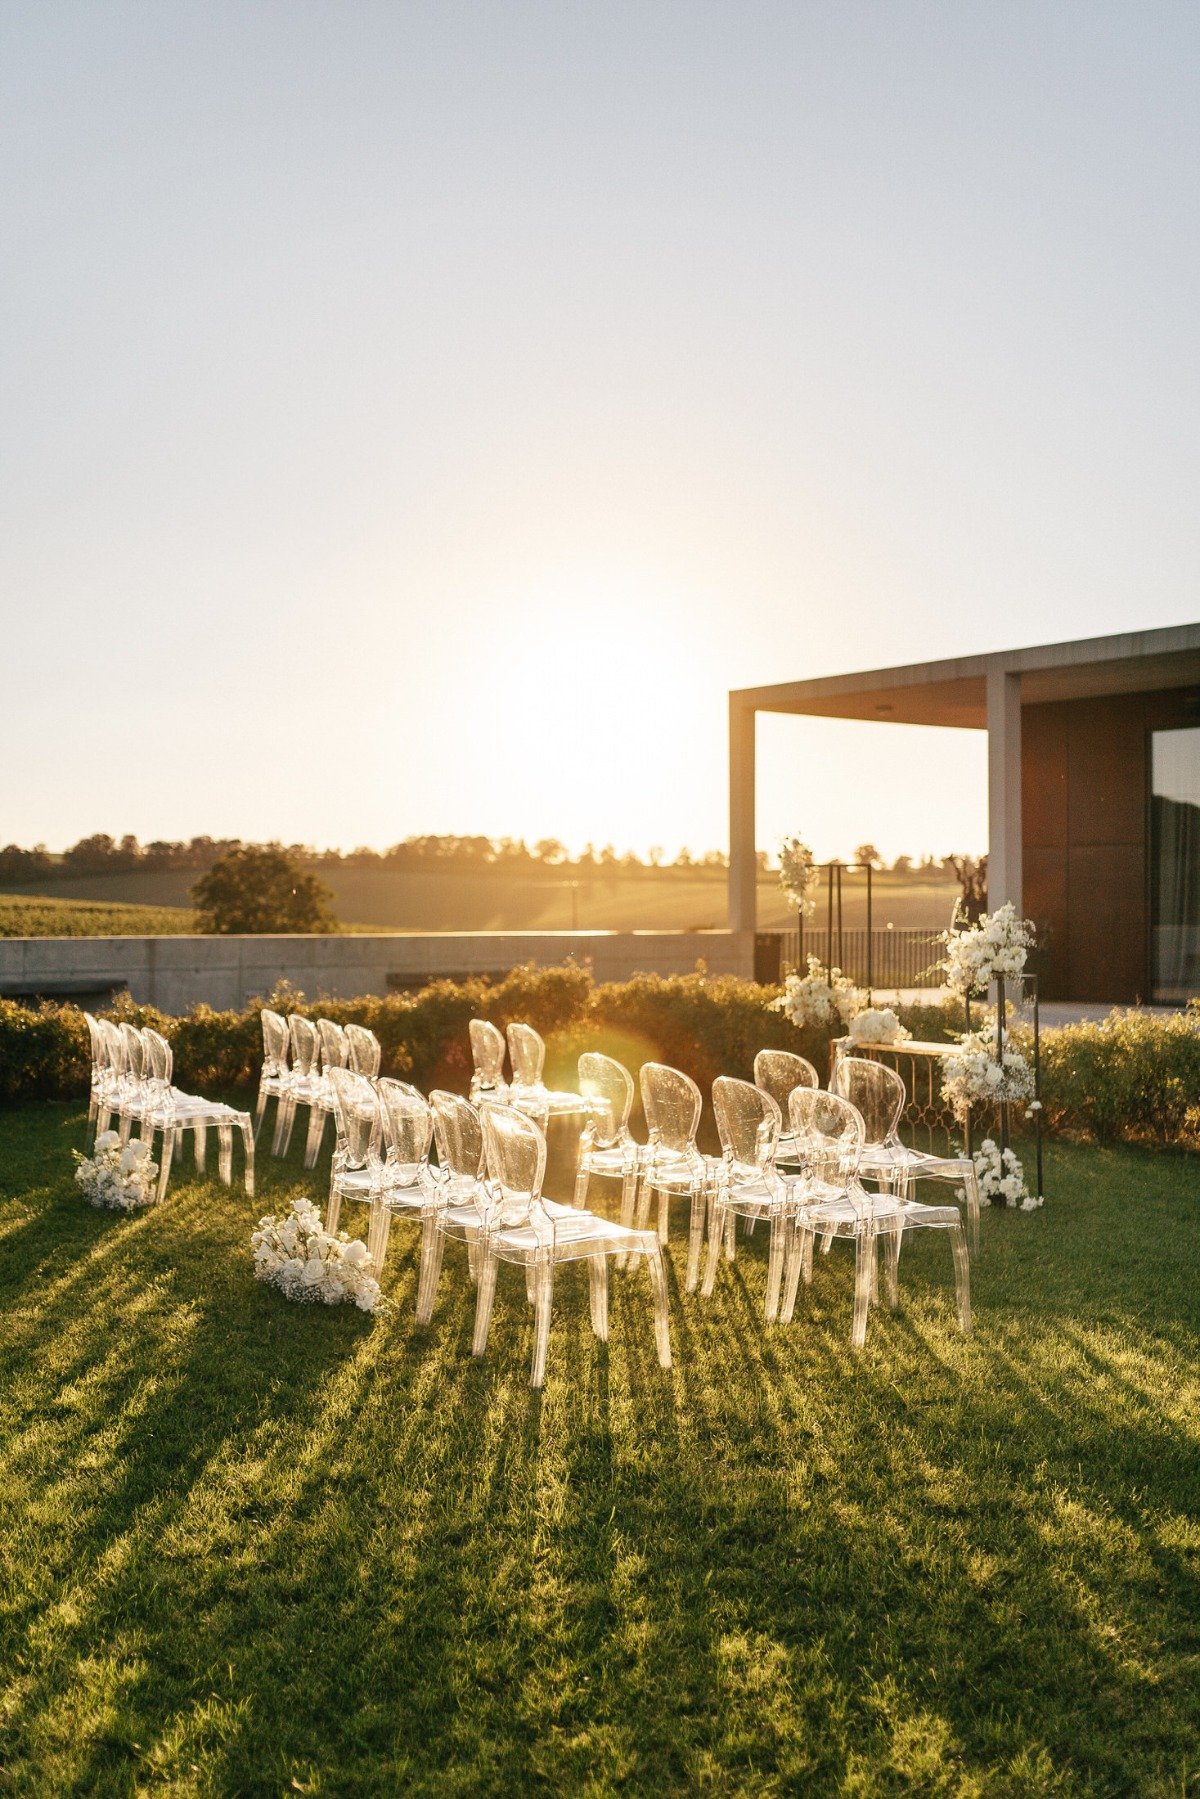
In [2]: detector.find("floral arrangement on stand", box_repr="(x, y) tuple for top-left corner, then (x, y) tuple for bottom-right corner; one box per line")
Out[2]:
(778, 836), (818, 916)
(942, 1021), (1037, 1120)
(73, 1130), (158, 1210)
(940, 901), (1035, 996)
(847, 1006), (911, 1047)
(773, 956), (866, 1032)
(251, 1196), (385, 1313)
(964, 1138), (1043, 1211)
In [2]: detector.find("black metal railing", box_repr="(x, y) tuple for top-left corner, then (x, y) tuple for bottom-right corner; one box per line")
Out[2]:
(780, 926), (940, 990)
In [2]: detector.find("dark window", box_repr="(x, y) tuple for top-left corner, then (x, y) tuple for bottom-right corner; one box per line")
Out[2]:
(1150, 726), (1200, 1003)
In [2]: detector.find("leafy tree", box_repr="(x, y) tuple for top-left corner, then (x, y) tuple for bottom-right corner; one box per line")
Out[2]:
(853, 843), (882, 869)
(947, 853), (988, 924)
(891, 854), (913, 875)
(192, 845), (336, 935)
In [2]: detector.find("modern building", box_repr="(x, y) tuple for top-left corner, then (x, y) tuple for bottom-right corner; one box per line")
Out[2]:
(728, 623), (1200, 1004)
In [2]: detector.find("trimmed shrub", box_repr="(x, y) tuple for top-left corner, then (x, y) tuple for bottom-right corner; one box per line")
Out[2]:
(0, 969), (1196, 1151)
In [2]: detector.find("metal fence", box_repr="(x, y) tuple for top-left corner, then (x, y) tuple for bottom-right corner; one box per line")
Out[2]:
(780, 925), (941, 990)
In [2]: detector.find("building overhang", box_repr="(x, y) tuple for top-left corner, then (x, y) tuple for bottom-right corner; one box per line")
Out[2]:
(731, 623), (1200, 729)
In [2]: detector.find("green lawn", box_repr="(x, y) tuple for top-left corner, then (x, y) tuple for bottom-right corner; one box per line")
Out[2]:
(1, 1107), (1198, 1795)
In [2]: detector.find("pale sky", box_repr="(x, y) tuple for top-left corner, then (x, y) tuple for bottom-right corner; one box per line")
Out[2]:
(3, 2), (1197, 864)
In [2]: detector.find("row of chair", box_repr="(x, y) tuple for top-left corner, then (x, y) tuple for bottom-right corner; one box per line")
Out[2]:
(254, 1010), (382, 1166)
(84, 1014), (254, 1203)
(310, 1034), (975, 1384)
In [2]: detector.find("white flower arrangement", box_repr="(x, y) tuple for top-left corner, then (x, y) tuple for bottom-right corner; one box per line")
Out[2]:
(73, 1130), (158, 1210)
(942, 1022), (1037, 1120)
(772, 956), (867, 1031)
(940, 901), (1035, 996)
(250, 1196), (384, 1312)
(778, 836), (818, 916)
(962, 1138), (1044, 1210)
(847, 1006), (912, 1046)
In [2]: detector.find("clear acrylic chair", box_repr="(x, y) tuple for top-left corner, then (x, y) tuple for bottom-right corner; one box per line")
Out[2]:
(573, 1053), (642, 1229)
(637, 1062), (713, 1293)
(832, 1055), (981, 1252)
(468, 1018), (509, 1106)
(415, 1090), (490, 1325)
(94, 1018), (128, 1137)
(702, 1077), (796, 1321)
(300, 1018), (350, 1168)
(506, 1022), (587, 1121)
(254, 1008), (292, 1144)
(473, 1104), (672, 1390)
(272, 1014), (322, 1158)
(785, 1087), (971, 1347)
(753, 1047), (819, 1168)
(345, 1022), (382, 1077)
(114, 1021), (152, 1142)
(325, 1064), (384, 1237)
(372, 1078), (440, 1281)
(83, 1012), (115, 1142)
(138, 1028), (255, 1203)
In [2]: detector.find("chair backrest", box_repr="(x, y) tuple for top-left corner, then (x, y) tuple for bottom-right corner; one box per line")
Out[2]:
(640, 1062), (702, 1153)
(430, 1089), (485, 1179)
(326, 1066), (380, 1170)
(577, 1052), (634, 1146)
(260, 1008), (290, 1076)
(84, 1011), (104, 1072)
(788, 1087), (866, 1184)
(119, 1021), (145, 1082)
(288, 1014), (319, 1079)
(316, 1018), (350, 1074)
(831, 1056), (905, 1145)
(100, 1017), (126, 1076)
(376, 1078), (434, 1183)
(480, 1102), (548, 1222)
(345, 1023), (381, 1077)
(506, 1021), (546, 1088)
(713, 1076), (781, 1170)
(753, 1048), (818, 1120)
(469, 1018), (507, 1090)
(141, 1027), (174, 1090)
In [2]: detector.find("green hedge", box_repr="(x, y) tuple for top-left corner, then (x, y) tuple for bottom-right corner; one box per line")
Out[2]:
(1, 971), (1196, 1151)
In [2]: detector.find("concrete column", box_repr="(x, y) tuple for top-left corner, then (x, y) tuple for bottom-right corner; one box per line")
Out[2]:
(986, 667), (1023, 912)
(728, 696), (757, 933)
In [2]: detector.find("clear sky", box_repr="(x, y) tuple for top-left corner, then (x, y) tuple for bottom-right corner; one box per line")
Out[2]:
(3, 2), (1197, 864)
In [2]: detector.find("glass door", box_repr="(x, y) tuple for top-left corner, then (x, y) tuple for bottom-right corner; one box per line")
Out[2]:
(1150, 726), (1200, 1003)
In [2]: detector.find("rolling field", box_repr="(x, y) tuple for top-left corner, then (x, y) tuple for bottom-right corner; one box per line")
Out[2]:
(0, 867), (960, 936)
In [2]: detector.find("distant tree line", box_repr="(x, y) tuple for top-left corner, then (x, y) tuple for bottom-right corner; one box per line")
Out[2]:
(0, 833), (974, 885)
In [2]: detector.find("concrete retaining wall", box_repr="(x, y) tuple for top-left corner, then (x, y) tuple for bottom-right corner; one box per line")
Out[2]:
(0, 931), (754, 1015)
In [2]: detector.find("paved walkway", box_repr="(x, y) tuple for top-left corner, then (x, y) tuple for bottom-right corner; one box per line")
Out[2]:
(874, 988), (1186, 1026)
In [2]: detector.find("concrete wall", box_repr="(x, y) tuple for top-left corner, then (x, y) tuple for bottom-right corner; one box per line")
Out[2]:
(0, 930), (755, 1015)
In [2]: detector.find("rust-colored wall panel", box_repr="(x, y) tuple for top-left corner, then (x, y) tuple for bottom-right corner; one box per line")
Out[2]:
(1066, 843), (1146, 1001)
(1023, 845), (1068, 997)
(1022, 704), (1069, 847)
(1067, 696), (1146, 847)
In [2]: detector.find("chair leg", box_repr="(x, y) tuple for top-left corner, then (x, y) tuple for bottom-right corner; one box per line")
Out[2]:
(118, 1111), (132, 1146)
(882, 1224), (901, 1310)
(646, 1244), (672, 1370)
(657, 1188), (670, 1246)
(369, 1203), (393, 1280)
(779, 1219), (807, 1324)
(272, 1097), (295, 1158)
(325, 1180), (342, 1236)
(724, 1208), (736, 1261)
(964, 1165), (981, 1255)
(472, 1251), (499, 1357)
(588, 1256), (609, 1341)
(254, 1084), (269, 1136)
(700, 1196), (724, 1298)
(156, 1127), (174, 1204)
(240, 1117), (255, 1198)
(529, 1260), (554, 1389)
(415, 1216), (445, 1326)
(194, 1121), (207, 1174)
(765, 1215), (785, 1322)
(573, 1157), (590, 1209)
(685, 1185), (706, 1294)
(303, 1104), (327, 1171)
(951, 1222), (972, 1333)
(851, 1227), (873, 1350)
(215, 1124), (231, 1185)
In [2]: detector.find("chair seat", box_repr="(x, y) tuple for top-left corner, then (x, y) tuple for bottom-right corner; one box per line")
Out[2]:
(583, 1142), (640, 1175)
(510, 1084), (588, 1118)
(490, 1211), (649, 1258)
(643, 1153), (714, 1193)
(333, 1166), (375, 1195)
(860, 1143), (971, 1176)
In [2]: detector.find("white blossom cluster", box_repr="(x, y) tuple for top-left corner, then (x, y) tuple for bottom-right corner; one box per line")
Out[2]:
(250, 1196), (384, 1312)
(73, 1131), (158, 1210)
(772, 956), (867, 1031)
(940, 901), (1035, 996)
(847, 1007), (911, 1046)
(778, 836), (817, 916)
(942, 1023), (1036, 1119)
(963, 1137), (1044, 1210)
